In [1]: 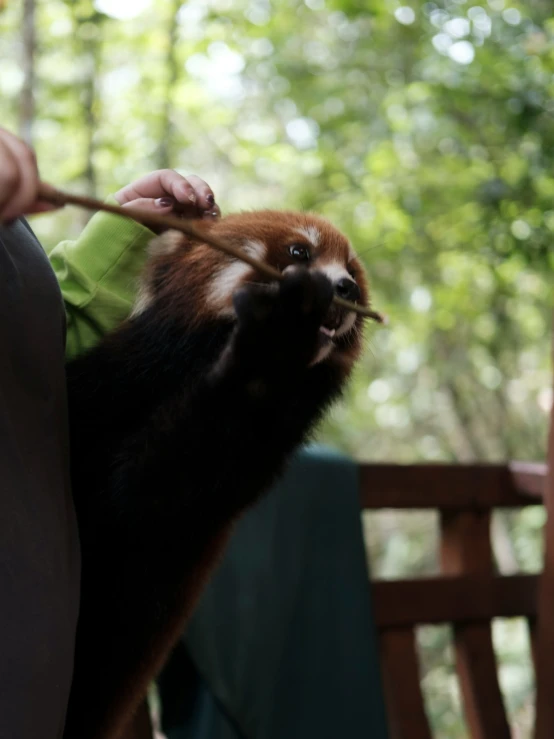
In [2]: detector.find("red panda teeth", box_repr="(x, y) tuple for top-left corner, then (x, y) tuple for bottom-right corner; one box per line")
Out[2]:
(319, 326), (336, 338)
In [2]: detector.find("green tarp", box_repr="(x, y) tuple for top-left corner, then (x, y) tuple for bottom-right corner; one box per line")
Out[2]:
(158, 446), (388, 739)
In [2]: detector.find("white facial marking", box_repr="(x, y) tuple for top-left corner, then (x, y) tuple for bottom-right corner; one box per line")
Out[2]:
(311, 340), (334, 366)
(336, 310), (357, 337)
(130, 286), (153, 317)
(295, 226), (320, 248)
(207, 240), (266, 313)
(149, 230), (183, 257)
(347, 242), (357, 262)
(243, 239), (266, 260)
(208, 261), (252, 311)
(319, 261), (351, 285)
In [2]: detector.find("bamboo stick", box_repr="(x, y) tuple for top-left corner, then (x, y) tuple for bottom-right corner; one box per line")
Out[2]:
(38, 183), (386, 324)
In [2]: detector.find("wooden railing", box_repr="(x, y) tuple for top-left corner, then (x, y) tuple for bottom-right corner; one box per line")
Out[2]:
(361, 462), (546, 739)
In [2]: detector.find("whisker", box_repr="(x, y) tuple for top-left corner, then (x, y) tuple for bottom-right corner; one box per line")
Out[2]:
(355, 241), (387, 258)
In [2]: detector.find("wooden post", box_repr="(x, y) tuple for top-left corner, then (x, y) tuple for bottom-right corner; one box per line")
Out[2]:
(379, 628), (432, 739)
(440, 510), (511, 738)
(533, 361), (554, 739)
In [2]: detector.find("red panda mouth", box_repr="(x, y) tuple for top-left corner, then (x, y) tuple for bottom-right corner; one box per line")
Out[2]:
(316, 307), (354, 355)
(320, 304), (347, 336)
(314, 303), (358, 360)
(319, 326), (336, 339)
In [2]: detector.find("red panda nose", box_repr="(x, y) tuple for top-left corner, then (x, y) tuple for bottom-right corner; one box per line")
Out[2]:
(335, 277), (360, 303)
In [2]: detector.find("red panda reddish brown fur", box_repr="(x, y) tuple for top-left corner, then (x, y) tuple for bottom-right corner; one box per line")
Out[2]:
(63, 210), (369, 739)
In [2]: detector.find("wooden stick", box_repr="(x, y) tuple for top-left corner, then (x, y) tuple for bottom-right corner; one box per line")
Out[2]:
(38, 183), (386, 324)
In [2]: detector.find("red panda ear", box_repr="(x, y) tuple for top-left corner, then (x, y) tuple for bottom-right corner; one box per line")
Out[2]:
(148, 230), (191, 258)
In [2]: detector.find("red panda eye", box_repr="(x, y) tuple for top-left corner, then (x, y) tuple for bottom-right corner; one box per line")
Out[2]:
(289, 244), (310, 262)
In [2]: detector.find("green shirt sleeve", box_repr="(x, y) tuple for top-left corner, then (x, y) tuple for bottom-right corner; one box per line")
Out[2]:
(49, 198), (155, 360)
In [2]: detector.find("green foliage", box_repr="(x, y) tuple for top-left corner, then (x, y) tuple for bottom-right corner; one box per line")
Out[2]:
(1, 0), (552, 735)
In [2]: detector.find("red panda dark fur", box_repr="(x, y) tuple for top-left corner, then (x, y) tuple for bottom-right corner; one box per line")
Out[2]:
(62, 210), (369, 739)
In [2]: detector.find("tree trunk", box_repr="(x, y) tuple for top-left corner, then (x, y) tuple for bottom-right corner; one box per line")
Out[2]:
(69, 5), (103, 222)
(157, 0), (181, 170)
(82, 42), (99, 199)
(20, 0), (36, 144)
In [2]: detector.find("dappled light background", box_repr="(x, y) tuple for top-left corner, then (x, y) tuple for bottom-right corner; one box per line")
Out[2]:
(1, 0), (552, 735)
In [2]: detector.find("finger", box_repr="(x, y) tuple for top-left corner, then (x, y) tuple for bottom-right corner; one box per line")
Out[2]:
(116, 169), (194, 205)
(114, 171), (180, 204)
(114, 169), (219, 218)
(0, 138), (20, 220)
(116, 170), (200, 216)
(1, 130), (40, 221)
(184, 174), (217, 211)
(160, 171), (199, 213)
(0, 128), (39, 222)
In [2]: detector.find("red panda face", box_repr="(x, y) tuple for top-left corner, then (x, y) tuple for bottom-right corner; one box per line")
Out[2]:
(138, 210), (369, 368)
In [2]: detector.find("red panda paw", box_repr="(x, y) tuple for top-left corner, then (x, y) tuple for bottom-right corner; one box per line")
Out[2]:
(230, 267), (334, 370)
(278, 266), (334, 323)
(233, 267), (333, 334)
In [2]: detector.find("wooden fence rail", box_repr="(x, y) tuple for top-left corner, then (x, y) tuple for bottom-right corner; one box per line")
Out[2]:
(360, 461), (547, 739)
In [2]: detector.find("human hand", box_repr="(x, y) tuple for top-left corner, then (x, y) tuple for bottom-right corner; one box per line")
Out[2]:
(114, 169), (220, 222)
(0, 127), (59, 223)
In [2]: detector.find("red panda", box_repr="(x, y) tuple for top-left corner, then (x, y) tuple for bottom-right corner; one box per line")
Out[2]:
(63, 210), (369, 739)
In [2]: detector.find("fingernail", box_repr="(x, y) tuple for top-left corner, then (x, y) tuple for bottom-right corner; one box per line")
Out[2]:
(188, 192), (197, 204)
(156, 197), (174, 207)
(206, 193), (215, 206)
